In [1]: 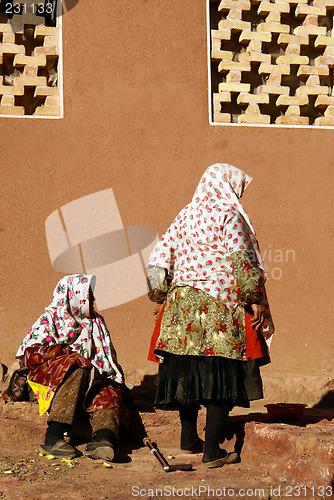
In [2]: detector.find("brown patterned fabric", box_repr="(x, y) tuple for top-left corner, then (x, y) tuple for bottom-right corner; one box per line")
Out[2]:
(48, 367), (90, 425)
(3, 367), (30, 401)
(90, 409), (120, 438)
(24, 346), (129, 428)
(24, 345), (92, 393)
(48, 367), (124, 438)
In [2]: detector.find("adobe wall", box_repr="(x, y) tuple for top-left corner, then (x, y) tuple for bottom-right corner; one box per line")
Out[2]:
(0, 0), (332, 383)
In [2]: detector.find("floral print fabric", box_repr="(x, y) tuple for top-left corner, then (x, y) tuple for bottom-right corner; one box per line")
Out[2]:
(147, 163), (274, 337)
(155, 283), (248, 359)
(16, 274), (123, 383)
(148, 251), (268, 360)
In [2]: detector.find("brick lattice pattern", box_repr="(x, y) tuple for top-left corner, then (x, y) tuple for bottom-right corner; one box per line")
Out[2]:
(0, 2), (60, 117)
(210, 0), (334, 126)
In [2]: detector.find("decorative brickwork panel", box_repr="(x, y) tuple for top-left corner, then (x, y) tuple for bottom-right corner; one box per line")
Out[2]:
(209, 0), (334, 126)
(0, 1), (61, 117)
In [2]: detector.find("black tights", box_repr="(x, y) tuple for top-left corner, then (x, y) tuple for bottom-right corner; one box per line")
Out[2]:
(203, 401), (230, 461)
(44, 421), (69, 446)
(179, 404), (200, 450)
(179, 401), (230, 461)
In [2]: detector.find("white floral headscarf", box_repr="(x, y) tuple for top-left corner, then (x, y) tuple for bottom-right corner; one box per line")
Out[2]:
(191, 163), (265, 272)
(16, 274), (123, 383)
(148, 163), (274, 338)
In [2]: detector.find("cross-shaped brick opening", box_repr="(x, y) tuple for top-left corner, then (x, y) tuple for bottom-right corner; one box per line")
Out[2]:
(209, 0), (334, 126)
(0, 1), (60, 117)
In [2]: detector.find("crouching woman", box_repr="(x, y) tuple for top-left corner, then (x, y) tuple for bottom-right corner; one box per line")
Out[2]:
(16, 274), (129, 461)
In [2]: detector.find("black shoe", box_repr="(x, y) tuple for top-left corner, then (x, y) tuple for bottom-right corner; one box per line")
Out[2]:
(202, 449), (240, 468)
(84, 441), (115, 462)
(38, 439), (79, 459)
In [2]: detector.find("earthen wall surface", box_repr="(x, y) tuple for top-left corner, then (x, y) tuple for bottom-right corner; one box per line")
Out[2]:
(0, 0), (332, 382)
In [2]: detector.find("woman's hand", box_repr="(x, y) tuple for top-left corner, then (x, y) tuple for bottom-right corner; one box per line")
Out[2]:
(250, 304), (265, 331)
(153, 303), (164, 324)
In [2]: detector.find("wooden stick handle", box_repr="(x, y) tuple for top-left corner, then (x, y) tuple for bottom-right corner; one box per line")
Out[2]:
(143, 437), (169, 468)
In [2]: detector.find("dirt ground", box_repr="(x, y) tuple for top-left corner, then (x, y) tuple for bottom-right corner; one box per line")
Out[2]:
(0, 409), (292, 500)
(0, 367), (333, 500)
(0, 387), (333, 500)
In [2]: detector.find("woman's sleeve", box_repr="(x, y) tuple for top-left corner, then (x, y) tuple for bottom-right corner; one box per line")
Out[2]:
(147, 218), (178, 277)
(147, 265), (171, 303)
(230, 250), (263, 308)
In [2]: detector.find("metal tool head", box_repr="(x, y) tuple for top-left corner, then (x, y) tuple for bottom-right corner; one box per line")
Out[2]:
(163, 464), (194, 472)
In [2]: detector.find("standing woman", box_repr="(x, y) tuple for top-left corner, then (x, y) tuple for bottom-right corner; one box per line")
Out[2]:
(147, 163), (274, 468)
